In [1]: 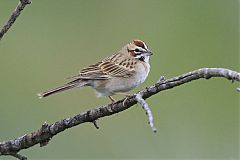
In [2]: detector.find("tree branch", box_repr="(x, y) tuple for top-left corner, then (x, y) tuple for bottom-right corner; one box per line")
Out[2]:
(0, 68), (239, 159)
(0, 0), (31, 40)
(135, 93), (157, 132)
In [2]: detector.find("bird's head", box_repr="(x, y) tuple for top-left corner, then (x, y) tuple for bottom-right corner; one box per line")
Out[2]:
(127, 39), (153, 62)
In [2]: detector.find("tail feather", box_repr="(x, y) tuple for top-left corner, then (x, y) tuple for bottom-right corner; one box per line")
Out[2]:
(38, 83), (78, 98)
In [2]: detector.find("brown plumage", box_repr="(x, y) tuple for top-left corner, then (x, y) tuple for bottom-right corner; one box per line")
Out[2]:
(38, 39), (152, 101)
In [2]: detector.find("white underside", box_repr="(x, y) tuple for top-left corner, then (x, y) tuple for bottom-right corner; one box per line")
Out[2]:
(91, 62), (150, 97)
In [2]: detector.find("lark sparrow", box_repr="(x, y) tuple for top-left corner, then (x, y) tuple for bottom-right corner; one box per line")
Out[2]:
(38, 39), (153, 102)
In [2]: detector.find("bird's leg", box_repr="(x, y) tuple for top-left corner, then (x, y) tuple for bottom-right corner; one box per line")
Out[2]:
(108, 96), (116, 103)
(114, 92), (132, 106)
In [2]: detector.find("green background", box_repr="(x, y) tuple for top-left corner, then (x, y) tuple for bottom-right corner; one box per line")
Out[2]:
(0, 0), (239, 159)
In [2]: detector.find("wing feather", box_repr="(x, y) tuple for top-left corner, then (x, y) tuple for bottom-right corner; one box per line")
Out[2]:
(68, 54), (136, 80)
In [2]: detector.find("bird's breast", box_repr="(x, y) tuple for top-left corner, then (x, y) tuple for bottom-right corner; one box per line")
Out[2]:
(90, 62), (150, 97)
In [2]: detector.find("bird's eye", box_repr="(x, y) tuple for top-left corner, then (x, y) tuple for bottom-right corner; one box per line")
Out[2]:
(134, 48), (140, 52)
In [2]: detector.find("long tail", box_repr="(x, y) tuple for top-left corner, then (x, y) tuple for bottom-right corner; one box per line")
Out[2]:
(38, 80), (86, 98)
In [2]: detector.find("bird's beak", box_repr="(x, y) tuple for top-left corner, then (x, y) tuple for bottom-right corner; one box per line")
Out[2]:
(145, 50), (153, 56)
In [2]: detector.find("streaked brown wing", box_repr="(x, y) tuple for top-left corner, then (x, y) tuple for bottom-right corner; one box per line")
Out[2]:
(99, 54), (136, 78)
(68, 54), (136, 80)
(99, 61), (135, 78)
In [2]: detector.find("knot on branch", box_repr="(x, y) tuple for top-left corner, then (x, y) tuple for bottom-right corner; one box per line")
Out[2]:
(38, 122), (51, 147)
(157, 76), (166, 83)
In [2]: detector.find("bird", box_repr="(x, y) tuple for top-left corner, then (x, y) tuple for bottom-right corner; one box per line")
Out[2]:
(38, 39), (153, 102)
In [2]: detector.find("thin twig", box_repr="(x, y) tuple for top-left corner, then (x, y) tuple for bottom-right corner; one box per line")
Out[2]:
(0, 0), (31, 40)
(0, 68), (239, 159)
(92, 120), (100, 129)
(135, 93), (157, 132)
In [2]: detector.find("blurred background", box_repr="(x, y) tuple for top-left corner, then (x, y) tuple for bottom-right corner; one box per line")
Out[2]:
(0, 0), (239, 159)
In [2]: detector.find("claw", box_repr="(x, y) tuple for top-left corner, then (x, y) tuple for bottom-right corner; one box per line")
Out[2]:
(123, 96), (129, 107)
(109, 92), (132, 106)
(123, 94), (133, 107)
(108, 96), (116, 103)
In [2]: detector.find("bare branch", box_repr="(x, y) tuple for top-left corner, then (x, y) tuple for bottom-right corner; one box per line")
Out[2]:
(135, 93), (157, 132)
(0, 0), (31, 40)
(0, 68), (239, 159)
